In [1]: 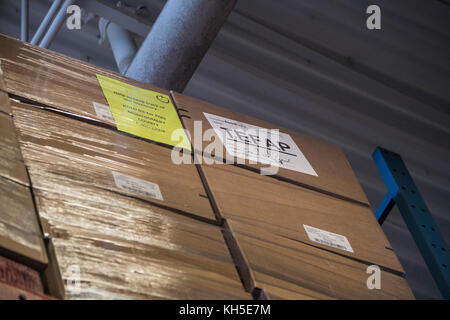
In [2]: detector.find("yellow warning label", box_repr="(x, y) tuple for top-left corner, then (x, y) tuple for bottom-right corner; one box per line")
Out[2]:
(96, 74), (191, 151)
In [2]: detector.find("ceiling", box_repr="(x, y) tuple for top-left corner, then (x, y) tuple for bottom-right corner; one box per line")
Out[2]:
(1, 0), (449, 299)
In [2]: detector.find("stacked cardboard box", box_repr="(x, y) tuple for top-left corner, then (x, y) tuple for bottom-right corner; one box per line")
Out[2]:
(0, 91), (51, 299)
(0, 33), (414, 299)
(171, 92), (414, 299)
(0, 34), (248, 299)
(0, 92), (44, 263)
(0, 34), (164, 129)
(10, 101), (247, 299)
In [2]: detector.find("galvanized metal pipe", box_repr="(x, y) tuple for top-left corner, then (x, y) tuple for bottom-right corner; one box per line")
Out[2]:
(99, 18), (137, 74)
(21, 0), (29, 41)
(39, 0), (74, 49)
(31, 0), (63, 45)
(125, 0), (237, 92)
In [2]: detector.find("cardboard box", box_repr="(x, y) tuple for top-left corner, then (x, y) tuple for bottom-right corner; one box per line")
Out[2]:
(0, 91), (11, 115)
(0, 111), (28, 186)
(0, 33), (412, 300)
(32, 176), (248, 299)
(0, 280), (55, 300)
(171, 91), (369, 205)
(0, 177), (48, 265)
(0, 34), (167, 128)
(0, 108), (47, 265)
(227, 219), (414, 300)
(201, 164), (404, 274)
(11, 101), (217, 223)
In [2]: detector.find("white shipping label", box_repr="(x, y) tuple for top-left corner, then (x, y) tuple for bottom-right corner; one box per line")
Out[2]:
(112, 171), (164, 201)
(303, 225), (354, 253)
(93, 102), (116, 124)
(203, 112), (317, 176)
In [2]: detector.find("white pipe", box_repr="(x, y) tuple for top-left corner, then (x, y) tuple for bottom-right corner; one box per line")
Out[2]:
(39, 0), (74, 49)
(98, 18), (137, 74)
(31, 0), (63, 45)
(21, 0), (29, 42)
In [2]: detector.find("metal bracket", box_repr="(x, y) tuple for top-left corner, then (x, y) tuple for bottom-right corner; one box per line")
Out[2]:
(373, 146), (450, 299)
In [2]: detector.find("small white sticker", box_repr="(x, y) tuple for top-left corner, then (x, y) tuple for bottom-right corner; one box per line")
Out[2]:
(203, 112), (317, 176)
(93, 102), (115, 124)
(112, 171), (163, 201)
(303, 225), (354, 253)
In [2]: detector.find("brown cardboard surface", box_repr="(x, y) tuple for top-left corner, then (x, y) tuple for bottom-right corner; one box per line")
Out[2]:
(0, 101), (47, 265)
(0, 91), (11, 115)
(33, 175), (248, 300)
(0, 255), (43, 293)
(201, 164), (404, 274)
(0, 111), (29, 186)
(171, 91), (369, 205)
(0, 280), (56, 300)
(11, 101), (216, 222)
(228, 220), (414, 300)
(0, 33), (168, 127)
(0, 177), (47, 265)
(0, 60), (6, 91)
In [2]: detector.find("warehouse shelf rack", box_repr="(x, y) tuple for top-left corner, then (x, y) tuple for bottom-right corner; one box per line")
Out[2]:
(373, 147), (450, 299)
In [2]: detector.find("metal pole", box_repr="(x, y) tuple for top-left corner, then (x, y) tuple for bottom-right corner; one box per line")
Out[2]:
(373, 147), (450, 299)
(99, 18), (137, 74)
(31, 0), (63, 45)
(125, 0), (237, 92)
(39, 0), (74, 49)
(21, 0), (29, 42)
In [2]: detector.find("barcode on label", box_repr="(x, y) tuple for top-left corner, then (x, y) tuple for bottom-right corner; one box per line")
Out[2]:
(119, 185), (158, 199)
(313, 238), (347, 250)
(112, 171), (164, 201)
(303, 225), (354, 253)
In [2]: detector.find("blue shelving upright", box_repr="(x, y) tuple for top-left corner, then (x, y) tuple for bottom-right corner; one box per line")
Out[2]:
(373, 147), (450, 299)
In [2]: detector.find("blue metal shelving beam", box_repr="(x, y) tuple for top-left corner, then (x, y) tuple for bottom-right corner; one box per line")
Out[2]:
(373, 147), (450, 299)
